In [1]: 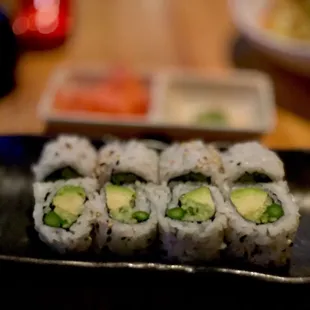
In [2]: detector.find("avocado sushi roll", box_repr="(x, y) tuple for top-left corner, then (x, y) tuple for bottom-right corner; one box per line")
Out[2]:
(33, 178), (103, 253)
(96, 182), (158, 256)
(157, 182), (227, 262)
(222, 142), (285, 187)
(32, 135), (97, 182)
(96, 140), (159, 186)
(159, 140), (224, 187)
(225, 182), (300, 267)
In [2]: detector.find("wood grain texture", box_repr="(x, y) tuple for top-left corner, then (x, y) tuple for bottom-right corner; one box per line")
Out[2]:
(0, 0), (309, 149)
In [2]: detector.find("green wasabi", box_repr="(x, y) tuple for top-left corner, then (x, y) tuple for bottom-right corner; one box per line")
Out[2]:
(196, 111), (227, 127)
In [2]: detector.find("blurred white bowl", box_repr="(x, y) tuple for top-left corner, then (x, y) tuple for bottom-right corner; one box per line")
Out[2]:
(229, 0), (310, 76)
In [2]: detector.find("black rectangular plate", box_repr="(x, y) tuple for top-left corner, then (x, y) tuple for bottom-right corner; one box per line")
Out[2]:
(1, 135), (310, 286)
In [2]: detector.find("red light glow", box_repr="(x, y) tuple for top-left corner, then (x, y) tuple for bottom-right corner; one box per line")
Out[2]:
(13, 16), (29, 35)
(13, 0), (71, 48)
(35, 10), (59, 34)
(34, 0), (60, 11)
(33, 0), (60, 34)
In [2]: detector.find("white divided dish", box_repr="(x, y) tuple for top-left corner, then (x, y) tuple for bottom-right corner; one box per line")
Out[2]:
(37, 65), (276, 141)
(152, 69), (276, 133)
(38, 64), (160, 125)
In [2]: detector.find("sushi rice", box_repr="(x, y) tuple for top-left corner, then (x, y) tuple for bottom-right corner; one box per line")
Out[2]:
(96, 182), (158, 256)
(32, 135), (98, 182)
(33, 177), (103, 254)
(156, 182), (227, 263)
(225, 181), (300, 267)
(159, 140), (225, 187)
(31, 136), (301, 269)
(221, 141), (285, 188)
(96, 139), (159, 185)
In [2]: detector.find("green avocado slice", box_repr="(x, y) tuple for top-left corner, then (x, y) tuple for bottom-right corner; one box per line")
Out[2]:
(105, 184), (149, 224)
(44, 185), (86, 229)
(230, 187), (284, 224)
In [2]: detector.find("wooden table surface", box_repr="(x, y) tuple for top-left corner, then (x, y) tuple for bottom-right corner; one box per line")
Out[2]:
(1, 0), (310, 149)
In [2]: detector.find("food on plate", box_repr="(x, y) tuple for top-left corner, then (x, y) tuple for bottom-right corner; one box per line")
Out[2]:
(32, 135), (97, 182)
(31, 134), (300, 267)
(159, 140), (225, 186)
(95, 182), (158, 256)
(96, 139), (159, 185)
(157, 183), (227, 262)
(33, 178), (103, 254)
(263, 0), (310, 41)
(196, 111), (228, 127)
(53, 68), (149, 117)
(225, 183), (299, 267)
(164, 83), (260, 130)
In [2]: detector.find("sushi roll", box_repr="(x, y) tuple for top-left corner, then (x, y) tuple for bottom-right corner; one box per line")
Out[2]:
(32, 135), (98, 182)
(157, 182), (227, 262)
(96, 182), (158, 256)
(33, 178), (103, 254)
(224, 182), (300, 267)
(222, 142), (285, 187)
(159, 140), (224, 187)
(96, 140), (159, 186)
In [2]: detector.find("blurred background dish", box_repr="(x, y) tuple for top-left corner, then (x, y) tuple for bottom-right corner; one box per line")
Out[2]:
(38, 65), (156, 125)
(38, 65), (276, 141)
(152, 69), (275, 133)
(1, 1), (310, 291)
(229, 0), (310, 76)
(0, 0), (309, 148)
(51, 66), (150, 119)
(263, 0), (310, 41)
